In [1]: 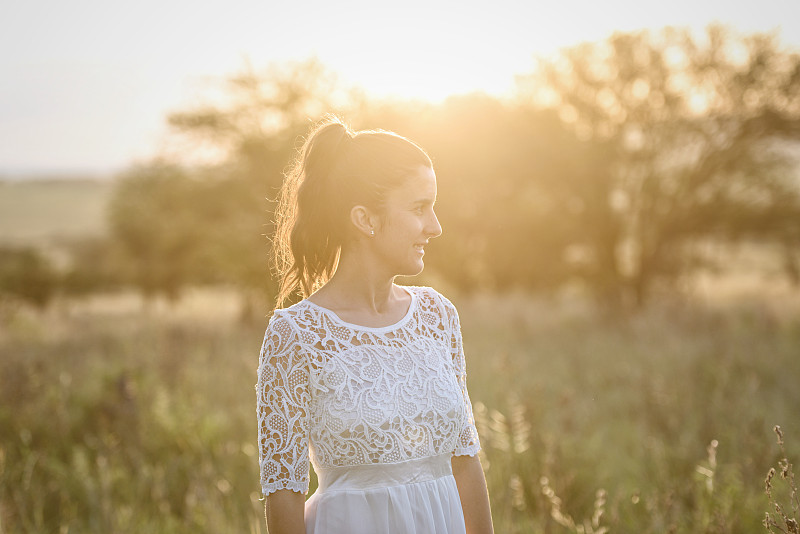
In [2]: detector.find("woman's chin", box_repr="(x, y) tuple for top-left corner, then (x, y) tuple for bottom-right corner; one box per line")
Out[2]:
(396, 260), (424, 278)
(409, 260), (425, 277)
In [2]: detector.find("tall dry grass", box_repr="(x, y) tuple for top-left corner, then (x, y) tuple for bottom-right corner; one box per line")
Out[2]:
(1, 289), (798, 533)
(764, 426), (799, 533)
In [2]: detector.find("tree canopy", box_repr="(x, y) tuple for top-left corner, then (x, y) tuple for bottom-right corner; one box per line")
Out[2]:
(98, 27), (800, 312)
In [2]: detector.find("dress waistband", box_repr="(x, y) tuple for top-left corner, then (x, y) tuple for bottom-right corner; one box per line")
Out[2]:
(315, 454), (453, 492)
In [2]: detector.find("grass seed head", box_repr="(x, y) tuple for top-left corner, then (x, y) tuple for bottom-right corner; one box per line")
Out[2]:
(775, 425), (784, 446)
(766, 467), (775, 493)
(779, 458), (791, 479)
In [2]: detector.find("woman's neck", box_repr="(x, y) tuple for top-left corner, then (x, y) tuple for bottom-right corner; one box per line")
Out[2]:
(309, 250), (408, 317)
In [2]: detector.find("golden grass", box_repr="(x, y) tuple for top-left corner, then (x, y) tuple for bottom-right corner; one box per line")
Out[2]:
(1, 289), (798, 532)
(0, 179), (112, 245)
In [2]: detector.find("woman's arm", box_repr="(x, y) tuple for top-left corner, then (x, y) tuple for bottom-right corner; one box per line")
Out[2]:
(257, 314), (311, 533)
(265, 490), (306, 534)
(452, 454), (494, 534)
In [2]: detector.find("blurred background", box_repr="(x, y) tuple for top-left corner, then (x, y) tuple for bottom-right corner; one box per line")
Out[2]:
(2, 1), (800, 532)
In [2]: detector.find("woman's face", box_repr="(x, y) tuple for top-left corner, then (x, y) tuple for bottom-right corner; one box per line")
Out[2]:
(372, 165), (442, 277)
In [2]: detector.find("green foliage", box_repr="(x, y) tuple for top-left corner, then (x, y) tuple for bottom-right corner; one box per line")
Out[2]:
(107, 162), (279, 315)
(1, 294), (798, 532)
(60, 237), (126, 296)
(104, 60), (345, 312)
(109, 164), (205, 300)
(0, 246), (58, 308)
(519, 26), (800, 305)
(102, 28), (800, 311)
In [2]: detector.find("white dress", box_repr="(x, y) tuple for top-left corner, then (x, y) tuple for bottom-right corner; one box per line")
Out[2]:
(256, 286), (481, 534)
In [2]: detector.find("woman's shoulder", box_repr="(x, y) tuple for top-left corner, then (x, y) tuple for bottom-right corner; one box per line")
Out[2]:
(404, 285), (458, 315)
(267, 299), (335, 341)
(262, 307), (298, 341)
(265, 302), (311, 335)
(270, 296), (323, 318)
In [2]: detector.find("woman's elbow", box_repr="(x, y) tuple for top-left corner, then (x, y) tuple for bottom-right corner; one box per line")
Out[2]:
(265, 489), (306, 534)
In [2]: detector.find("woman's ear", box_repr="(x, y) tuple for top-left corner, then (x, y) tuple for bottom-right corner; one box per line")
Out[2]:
(350, 205), (377, 238)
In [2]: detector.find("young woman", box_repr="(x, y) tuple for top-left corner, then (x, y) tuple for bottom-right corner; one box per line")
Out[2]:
(256, 116), (493, 534)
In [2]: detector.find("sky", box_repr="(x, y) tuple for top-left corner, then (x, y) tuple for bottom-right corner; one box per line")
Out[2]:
(0, 0), (798, 176)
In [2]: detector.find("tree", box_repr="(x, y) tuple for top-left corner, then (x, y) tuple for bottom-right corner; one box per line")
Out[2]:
(518, 26), (800, 306)
(108, 163), (204, 302)
(108, 60), (352, 315)
(61, 237), (126, 296)
(0, 246), (58, 309)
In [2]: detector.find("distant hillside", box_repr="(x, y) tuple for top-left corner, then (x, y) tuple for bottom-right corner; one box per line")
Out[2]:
(0, 179), (114, 245)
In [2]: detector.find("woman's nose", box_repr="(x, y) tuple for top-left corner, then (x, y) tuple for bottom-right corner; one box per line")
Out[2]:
(427, 211), (442, 238)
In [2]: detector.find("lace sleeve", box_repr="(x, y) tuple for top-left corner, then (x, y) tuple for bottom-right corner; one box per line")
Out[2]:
(256, 312), (310, 496)
(442, 295), (481, 457)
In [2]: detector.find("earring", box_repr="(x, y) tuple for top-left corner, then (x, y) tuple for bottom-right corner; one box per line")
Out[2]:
(369, 229), (375, 237)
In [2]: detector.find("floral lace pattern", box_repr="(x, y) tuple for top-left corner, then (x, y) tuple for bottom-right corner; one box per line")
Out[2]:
(256, 286), (481, 496)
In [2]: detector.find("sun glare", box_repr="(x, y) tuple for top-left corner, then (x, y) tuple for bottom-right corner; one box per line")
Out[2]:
(294, 2), (558, 103)
(2, 0), (796, 172)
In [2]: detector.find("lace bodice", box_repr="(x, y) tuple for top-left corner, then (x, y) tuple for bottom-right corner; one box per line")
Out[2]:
(256, 286), (481, 496)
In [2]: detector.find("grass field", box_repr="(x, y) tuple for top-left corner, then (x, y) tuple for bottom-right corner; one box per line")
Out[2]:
(2, 179), (799, 532)
(0, 179), (112, 245)
(1, 289), (798, 533)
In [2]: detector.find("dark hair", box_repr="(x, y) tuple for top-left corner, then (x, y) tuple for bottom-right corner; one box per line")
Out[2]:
(273, 116), (432, 306)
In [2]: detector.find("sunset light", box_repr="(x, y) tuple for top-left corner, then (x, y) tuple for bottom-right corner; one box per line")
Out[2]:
(2, 1), (800, 532)
(1, 0), (797, 173)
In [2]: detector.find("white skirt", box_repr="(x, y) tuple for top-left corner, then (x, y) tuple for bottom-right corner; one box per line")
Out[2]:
(304, 454), (466, 534)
